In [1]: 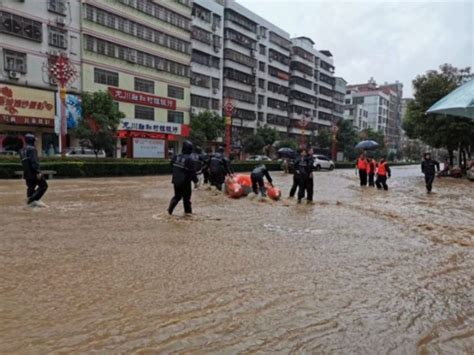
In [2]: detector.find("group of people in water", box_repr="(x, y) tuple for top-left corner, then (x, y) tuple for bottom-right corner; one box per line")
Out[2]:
(18, 133), (461, 214)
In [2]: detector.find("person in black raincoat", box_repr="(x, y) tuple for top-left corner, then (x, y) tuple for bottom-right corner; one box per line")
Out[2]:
(297, 149), (314, 203)
(208, 146), (232, 191)
(19, 134), (48, 206)
(289, 148), (305, 198)
(168, 140), (198, 215)
(421, 152), (440, 193)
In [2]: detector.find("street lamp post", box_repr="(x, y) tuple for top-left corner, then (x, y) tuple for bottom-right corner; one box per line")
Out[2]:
(48, 53), (76, 158)
(223, 96), (235, 158)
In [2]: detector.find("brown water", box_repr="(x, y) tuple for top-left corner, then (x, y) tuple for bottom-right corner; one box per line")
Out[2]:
(0, 166), (473, 354)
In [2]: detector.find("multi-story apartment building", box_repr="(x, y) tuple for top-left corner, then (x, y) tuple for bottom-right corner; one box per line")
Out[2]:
(333, 77), (347, 122)
(343, 103), (369, 131)
(346, 80), (390, 135)
(288, 37), (337, 143)
(190, 0), (224, 116)
(380, 81), (403, 152)
(222, 0), (291, 149)
(0, 0), (81, 155)
(81, 0), (192, 158)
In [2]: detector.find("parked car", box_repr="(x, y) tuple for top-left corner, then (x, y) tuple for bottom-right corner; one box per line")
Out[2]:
(246, 155), (272, 161)
(313, 155), (335, 171)
(0, 150), (18, 156)
(63, 147), (106, 158)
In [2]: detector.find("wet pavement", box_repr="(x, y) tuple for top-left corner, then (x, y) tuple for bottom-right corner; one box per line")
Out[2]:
(0, 165), (473, 354)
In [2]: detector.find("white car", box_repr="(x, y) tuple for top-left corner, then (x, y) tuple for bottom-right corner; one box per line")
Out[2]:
(64, 147), (106, 158)
(247, 155), (272, 161)
(313, 155), (335, 171)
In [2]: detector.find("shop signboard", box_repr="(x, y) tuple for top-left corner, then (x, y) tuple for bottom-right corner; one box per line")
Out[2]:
(109, 87), (176, 110)
(119, 118), (181, 136)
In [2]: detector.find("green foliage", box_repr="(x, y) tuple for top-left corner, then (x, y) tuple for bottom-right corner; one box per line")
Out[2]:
(402, 64), (474, 152)
(72, 91), (125, 157)
(242, 134), (265, 154)
(0, 160), (281, 178)
(189, 111), (225, 148)
(256, 126), (279, 146)
(336, 120), (358, 161)
(315, 129), (331, 149)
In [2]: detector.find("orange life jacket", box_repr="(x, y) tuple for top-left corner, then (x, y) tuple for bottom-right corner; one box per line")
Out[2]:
(357, 158), (367, 170)
(377, 162), (387, 176)
(366, 161), (375, 174)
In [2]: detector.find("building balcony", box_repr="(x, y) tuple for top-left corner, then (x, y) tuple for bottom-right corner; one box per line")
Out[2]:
(289, 83), (314, 97)
(317, 92), (333, 102)
(290, 69), (313, 81)
(224, 20), (258, 41)
(291, 54), (314, 67)
(289, 97), (315, 110)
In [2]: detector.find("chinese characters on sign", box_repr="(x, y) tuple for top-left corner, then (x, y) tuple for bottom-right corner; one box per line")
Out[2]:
(0, 115), (54, 127)
(108, 87), (177, 110)
(119, 118), (181, 136)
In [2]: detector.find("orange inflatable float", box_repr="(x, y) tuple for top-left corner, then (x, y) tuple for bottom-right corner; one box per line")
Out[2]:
(226, 181), (244, 198)
(233, 174), (252, 195)
(225, 174), (281, 201)
(266, 184), (282, 201)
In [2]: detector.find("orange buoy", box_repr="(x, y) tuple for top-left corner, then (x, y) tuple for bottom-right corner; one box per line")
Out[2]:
(227, 182), (244, 198)
(234, 174), (252, 195)
(266, 185), (281, 201)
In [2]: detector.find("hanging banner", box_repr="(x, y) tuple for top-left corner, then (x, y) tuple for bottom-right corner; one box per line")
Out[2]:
(108, 87), (176, 110)
(133, 138), (165, 158)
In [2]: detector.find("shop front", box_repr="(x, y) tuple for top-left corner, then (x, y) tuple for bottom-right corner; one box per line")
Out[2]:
(0, 84), (56, 156)
(117, 118), (190, 159)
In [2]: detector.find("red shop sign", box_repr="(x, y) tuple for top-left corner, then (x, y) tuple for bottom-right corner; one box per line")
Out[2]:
(0, 114), (54, 127)
(108, 87), (176, 110)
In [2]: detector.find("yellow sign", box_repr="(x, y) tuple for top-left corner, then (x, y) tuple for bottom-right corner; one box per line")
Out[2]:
(0, 84), (55, 120)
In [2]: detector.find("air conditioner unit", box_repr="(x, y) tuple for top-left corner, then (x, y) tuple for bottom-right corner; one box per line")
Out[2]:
(8, 71), (19, 80)
(56, 17), (66, 26)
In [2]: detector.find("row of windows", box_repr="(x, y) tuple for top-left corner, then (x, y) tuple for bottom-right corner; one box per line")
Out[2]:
(191, 95), (219, 110)
(320, 60), (335, 73)
(192, 26), (212, 45)
(191, 72), (219, 89)
(268, 82), (289, 96)
(224, 68), (255, 86)
(118, 0), (191, 31)
(1, 11), (67, 50)
(133, 106), (185, 123)
(224, 28), (256, 50)
(290, 76), (313, 90)
(84, 5), (191, 55)
(85, 35), (190, 78)
(319, 72), (335, 86)
(319, 86), (333, 97)
(269, 31), (292, 51)
(319, 98), (333, 110)
(267, 98), (288, 112)
(291, 62), (313, 77)
(233, 108), (256, 121)
(292, 46), (314, 62)
(191, 50), (220, 69)
(223, 87), (255, 104)
(192, 4), (221, 28)
(224, 9), (257, 33)
(224, 49), (256, 68)
(268, 66), (290, 81)
(266, 114), (289, 127)
(290, 90), (317, 104)
(269, 49), (290, 66)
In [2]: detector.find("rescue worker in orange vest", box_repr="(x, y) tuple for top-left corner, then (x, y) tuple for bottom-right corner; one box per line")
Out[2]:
(366, 157), (377, 187)
(356, 153), (368, 186)
(375, 158), (391, 190)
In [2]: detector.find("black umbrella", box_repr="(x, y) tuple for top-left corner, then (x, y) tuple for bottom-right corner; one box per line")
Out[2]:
(277, 147), (296, 158)
(355, 140), (379, 150)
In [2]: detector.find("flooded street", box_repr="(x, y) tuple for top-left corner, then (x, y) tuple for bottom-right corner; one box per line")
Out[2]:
(0, 165), (473, 354)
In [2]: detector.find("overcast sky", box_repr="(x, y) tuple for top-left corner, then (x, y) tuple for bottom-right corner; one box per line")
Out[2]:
(237, 0), (474, 97)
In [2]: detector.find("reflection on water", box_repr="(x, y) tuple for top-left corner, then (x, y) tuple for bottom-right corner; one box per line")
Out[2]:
(0, 166), (472, 353)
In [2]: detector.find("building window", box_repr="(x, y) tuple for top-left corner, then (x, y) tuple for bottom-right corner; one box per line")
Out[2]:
(258, 95), (265, 106)
(134, 77), (154, 93)
(211, 99), (220, 110)
(48, 0), (66, 15)
(192, 4), (211, 23)
(191, 72), (210, 88)
(259, 44), (266, 55)
(168, 110), (184, 124)
(258, 112), (264, 121)
(191, 95), (210, 109)
(258, 79), (265, 89)
(168, 85), (184, 99)
(135, 105), (154, 120)
(94, 68), (119, 86)
(259, 62), (265, 72)
(192, 26), (212, 45)
(4, 50), (27, 73)
(48, 26), (67, 49)
(0, 11), (42, 42)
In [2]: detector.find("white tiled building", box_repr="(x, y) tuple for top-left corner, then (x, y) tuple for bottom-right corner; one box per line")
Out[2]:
(190, 0), (224, 116)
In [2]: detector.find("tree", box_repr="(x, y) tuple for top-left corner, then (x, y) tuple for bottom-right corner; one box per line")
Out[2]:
(189, 110), (225, 148)
(73, 91), (124, 157)
(403, 64), (474, 165)
(242, 135), (265, 154)
(315, 129), (331, 149)
(336, 120), (358, 161)
(256, 126), (279, 146)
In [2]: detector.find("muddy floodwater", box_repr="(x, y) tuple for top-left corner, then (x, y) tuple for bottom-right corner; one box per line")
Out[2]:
(0, 165), (473, 353)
